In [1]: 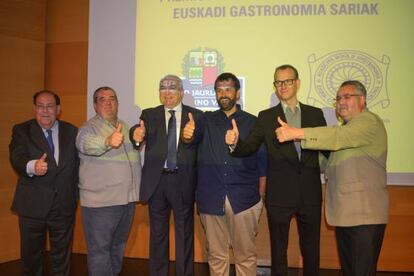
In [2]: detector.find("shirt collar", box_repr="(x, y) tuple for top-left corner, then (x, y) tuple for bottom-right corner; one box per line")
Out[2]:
(95, 114), (119, 128)
(42, 120), (59, 133)
(164, 103), (182, 113)
(221, 104), (242, 118)
(281, 101), (301, 114)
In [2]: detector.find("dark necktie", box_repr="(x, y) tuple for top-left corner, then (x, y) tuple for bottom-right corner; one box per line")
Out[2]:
(167, 110), (177, 169)
(46, 129), (55, 156)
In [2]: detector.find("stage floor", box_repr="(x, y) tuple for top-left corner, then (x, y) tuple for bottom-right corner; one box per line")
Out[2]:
(0, 253), (412, 275)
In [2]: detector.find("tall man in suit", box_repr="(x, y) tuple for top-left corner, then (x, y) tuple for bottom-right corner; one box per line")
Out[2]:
(130, 75), (204, 276)
(276, 80), (388, 276)
(226, 65), (327, 276)
(9, 90), (79, 276)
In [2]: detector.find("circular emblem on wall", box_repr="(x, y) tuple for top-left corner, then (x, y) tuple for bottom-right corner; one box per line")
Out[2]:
(308, 50), (390, 109)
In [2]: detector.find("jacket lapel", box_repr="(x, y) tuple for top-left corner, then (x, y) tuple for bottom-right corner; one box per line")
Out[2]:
(57, 121), (68, 168)
(156, 106), (168, 154)
(299, 103), (313, 165)
(177, 104), (190, 153)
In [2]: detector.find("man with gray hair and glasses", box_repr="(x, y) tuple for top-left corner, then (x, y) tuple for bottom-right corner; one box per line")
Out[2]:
(130, 75), (204, 276)
(275, 80), (388, 276)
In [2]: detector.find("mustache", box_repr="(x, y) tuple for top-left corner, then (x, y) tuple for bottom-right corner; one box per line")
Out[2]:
(218, 97), (231, 101)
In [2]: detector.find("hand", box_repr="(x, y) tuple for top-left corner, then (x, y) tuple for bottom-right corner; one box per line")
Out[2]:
(182, 112), (195, 140)
(133, 120), (145, 143)
(225, 119), (239, 145)
(275, 116), (298, 142)
(106, 123), (124, 148)
(34, 153), (48, 176)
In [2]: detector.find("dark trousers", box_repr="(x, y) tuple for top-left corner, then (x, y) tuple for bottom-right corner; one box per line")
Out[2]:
(148, 173), (194, 276)
(266, 204), (321, 276)
(336, 224), (386, 276)
(82, 203), (135, 276)
(18, 196), (74, 276)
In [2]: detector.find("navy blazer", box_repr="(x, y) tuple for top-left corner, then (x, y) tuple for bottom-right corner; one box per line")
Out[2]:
(130, 104), (204, 203)
(9, 119), (79, 218)
(232, 103), (328, 207)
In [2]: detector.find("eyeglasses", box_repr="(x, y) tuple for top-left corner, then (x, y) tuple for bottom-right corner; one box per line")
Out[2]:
(160, 86), (179, 92)
(273, 79), (296, 87)
(335, 94), (362, 102)
(35, 104), (56, 111)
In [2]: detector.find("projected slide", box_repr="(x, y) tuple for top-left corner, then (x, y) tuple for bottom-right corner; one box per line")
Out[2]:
(134, 0), (413, 177)
(87, 0), (414, 183)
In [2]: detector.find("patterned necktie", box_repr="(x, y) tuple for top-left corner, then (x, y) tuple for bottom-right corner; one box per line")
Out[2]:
(167, 110), (177, 169)
(46, 129), (55, 156)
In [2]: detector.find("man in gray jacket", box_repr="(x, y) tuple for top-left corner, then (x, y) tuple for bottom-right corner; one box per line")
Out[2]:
(76, 86), (141, 276)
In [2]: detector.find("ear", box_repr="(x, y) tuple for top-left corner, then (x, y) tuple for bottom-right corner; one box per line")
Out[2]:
(361, 95), (367, 108)
(296, 78), (301, 90)
(236, 89), (241, 101)
(57, 105), (62, 116)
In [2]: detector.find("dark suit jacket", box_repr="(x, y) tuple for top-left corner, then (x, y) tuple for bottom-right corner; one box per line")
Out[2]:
(232, 103), (327, 207)
(130, 104), (204, 203)
(9, 119), (79, 219)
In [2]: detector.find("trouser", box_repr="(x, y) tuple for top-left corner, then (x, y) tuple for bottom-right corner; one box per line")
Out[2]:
(266, 204), (321, 276)
(200, 197), (263, 276)
(336, 224), (386, 276)
(82, 203), (135, 276)
(148, 173), (195, 276)
(19, 196), (74, 276)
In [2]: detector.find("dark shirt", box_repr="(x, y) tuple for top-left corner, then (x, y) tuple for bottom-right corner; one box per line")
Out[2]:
(196, 106), (267, 215)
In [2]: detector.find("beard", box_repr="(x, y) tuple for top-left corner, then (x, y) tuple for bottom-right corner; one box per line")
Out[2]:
(218, 96), (237, 111)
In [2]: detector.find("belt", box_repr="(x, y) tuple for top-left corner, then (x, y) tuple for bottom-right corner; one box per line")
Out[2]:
(161, 168), (178, 174)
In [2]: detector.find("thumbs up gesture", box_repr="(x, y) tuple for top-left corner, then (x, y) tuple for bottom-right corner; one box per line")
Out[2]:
(275, 116), (303, 142)
(34, 153), (48, 176)
(133, 120), (146, 143)
(106, 123), (124, 148)
(182, 112), (196, 140)
(225, 119), (239, 145)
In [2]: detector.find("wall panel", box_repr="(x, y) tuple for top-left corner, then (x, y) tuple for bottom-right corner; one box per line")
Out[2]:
(0, 0), (46, 263)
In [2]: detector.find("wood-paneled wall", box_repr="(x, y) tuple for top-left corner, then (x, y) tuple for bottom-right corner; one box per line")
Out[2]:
(44, 0), (89, 255)
(1, 0), (413, 272)
(0, 0), (46, 262)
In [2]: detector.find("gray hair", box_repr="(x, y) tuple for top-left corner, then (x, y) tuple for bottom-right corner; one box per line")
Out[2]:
(339, 80), (367, 97)
(159, 75), (183, 91)
(93, 86), (118, 103)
